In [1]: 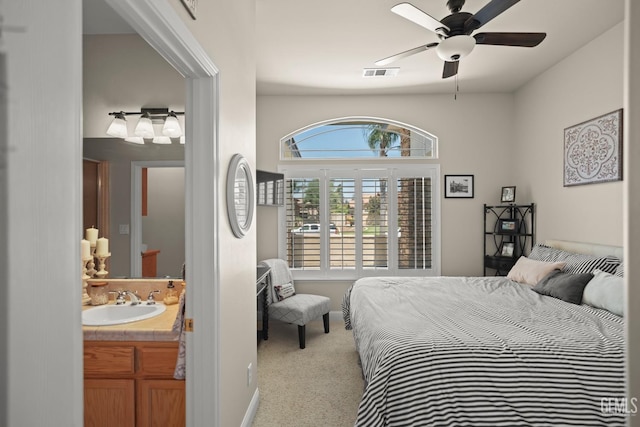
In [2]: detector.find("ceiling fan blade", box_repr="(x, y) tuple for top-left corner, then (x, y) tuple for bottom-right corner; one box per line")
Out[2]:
(391, 3), (449, 35)
(474, 32), (546, 47)
(465, 0), (520, 32)
(375, 43), (439, 66)
(442, 61), (459, 79)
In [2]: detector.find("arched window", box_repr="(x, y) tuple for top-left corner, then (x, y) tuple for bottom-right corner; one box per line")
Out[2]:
(278, 117), (441, 279)
(281, 117), (437, 159)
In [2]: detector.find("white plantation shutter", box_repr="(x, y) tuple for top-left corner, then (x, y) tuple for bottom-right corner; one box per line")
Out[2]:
(280, 166), (440, 279)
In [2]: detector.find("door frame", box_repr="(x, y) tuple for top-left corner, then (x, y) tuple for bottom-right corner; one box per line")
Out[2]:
(105, 0), (221, 425)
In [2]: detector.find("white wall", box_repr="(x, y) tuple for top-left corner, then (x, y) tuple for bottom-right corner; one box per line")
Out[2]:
(514, 23), (624, 246)
(257, 93), (515, 308)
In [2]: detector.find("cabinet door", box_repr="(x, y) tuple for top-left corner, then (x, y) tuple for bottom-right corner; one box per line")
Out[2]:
(84, 379), (135, 427)
(137, 379), (186, 427)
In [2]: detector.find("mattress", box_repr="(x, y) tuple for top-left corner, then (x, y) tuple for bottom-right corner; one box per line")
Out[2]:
(343, 275), (626, 426)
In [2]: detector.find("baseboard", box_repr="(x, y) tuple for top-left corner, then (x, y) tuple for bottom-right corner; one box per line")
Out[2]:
(241, 387), (260, 427)
(329, 310), (344, 322)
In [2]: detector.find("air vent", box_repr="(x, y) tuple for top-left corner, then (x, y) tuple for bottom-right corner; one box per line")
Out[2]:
(362, 68), (400, 78)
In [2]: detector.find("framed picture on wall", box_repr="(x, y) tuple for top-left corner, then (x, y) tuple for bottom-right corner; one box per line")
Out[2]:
(444, 175), (474, 198)
(564, 109), (623, 186)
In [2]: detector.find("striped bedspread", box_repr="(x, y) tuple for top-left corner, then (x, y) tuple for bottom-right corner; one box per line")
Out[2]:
(343, 276), (626, 426)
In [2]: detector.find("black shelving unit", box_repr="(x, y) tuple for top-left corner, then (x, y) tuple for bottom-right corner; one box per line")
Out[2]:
(484, 203), (535, 276)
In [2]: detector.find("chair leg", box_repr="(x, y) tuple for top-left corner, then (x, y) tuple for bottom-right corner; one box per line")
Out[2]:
(298, 325), (305, 349)
(323, 313), (330, 334)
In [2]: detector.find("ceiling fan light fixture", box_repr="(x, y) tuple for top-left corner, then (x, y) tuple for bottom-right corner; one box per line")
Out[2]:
(436, 35), (475, 62)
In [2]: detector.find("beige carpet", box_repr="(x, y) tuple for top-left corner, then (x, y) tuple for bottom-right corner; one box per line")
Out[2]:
(252, 317), (364, 427)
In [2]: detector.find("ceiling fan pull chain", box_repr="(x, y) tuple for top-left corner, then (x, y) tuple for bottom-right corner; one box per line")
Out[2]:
(454, 73), (459, 100)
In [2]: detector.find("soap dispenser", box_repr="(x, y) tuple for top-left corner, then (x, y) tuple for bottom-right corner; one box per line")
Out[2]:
(163, 280), (179, 305)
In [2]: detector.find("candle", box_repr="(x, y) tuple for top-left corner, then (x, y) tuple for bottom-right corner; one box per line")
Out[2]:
(86, 227), (99, 246)
(96, 237), (109, 256)
(81, 239), (91, 260)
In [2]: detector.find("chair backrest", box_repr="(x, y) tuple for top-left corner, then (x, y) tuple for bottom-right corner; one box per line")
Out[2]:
(258, 258), (293, 304)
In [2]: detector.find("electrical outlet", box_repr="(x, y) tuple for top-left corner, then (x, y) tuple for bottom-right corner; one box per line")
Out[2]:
(119, 224), (130, 235)
(247, 363), (253, 386)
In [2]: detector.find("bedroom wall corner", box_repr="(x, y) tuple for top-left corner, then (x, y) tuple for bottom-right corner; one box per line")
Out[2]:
(513, 22), (625, 247)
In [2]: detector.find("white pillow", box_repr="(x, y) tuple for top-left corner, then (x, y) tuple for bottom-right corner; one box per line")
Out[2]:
(582, 269), (624, 316)
(274, 282), (296, 301)
(506, 256), (566, 286)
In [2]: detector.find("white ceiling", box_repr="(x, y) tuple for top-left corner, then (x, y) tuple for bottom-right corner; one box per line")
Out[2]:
(84, 0), (625, 96)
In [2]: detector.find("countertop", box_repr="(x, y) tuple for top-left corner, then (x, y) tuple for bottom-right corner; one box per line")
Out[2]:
(82, 302), (181, 342)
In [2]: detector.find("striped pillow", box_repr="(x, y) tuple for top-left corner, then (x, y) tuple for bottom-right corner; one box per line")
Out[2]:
(528, 244), (621, 275)
(614, 263), (624, 277)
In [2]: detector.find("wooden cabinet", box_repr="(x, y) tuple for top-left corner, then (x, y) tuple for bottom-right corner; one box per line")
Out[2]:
(141, 250), (161, 277)
(84, 341), (185, 427)
(84, 379), (136, 427)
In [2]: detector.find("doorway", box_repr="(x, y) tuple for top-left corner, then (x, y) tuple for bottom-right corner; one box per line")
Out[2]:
(131, 161), (185, 278)
(96, 0), (221, 424)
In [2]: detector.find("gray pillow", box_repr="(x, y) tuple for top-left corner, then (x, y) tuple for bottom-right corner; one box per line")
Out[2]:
(582, 269), (624, 316)
(533, 270), (594, 305)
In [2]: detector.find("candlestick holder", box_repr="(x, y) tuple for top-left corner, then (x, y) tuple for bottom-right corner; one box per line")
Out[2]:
(86, 245), (97, 277)
(82, 256), (93, 305)
(95, 253), (111, 279)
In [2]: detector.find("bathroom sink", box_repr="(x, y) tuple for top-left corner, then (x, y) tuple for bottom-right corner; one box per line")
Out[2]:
(82, 303), (167, 326)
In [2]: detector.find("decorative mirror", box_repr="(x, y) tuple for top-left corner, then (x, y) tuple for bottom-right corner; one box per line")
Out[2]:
(226, 154), (254, 238)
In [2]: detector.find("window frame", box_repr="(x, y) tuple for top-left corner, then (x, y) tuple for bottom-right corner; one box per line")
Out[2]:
(280, 116), (439, 160)
(278, 163), (441, 281)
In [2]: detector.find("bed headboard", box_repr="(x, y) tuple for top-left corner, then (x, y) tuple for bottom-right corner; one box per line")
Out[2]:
(544, 239), (623, 261)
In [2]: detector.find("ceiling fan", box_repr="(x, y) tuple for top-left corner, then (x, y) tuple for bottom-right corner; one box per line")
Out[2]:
(376, 0), (546, 79)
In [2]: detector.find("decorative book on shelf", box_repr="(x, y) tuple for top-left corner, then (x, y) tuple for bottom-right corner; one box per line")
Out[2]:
(483, 203), (535, 276)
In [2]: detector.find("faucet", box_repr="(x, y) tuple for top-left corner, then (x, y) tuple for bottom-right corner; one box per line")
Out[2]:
(109, 290), (141, 305)
(146, 290), (160, 305)
(125, 290), (141, 306)
(110, 290), (127, 305)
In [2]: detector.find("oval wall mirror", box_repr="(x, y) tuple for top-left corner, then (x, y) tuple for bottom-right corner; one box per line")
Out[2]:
(226, 154), (254, 238)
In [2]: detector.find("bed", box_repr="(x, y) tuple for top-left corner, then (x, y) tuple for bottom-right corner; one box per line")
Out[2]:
(343, 240), (626, 426)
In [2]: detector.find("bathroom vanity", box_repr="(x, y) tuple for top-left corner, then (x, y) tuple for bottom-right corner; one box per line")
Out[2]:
(83, 296), (184, 427)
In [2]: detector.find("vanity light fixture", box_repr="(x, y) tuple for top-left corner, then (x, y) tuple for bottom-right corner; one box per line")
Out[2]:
(106, 108), (185, 143)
